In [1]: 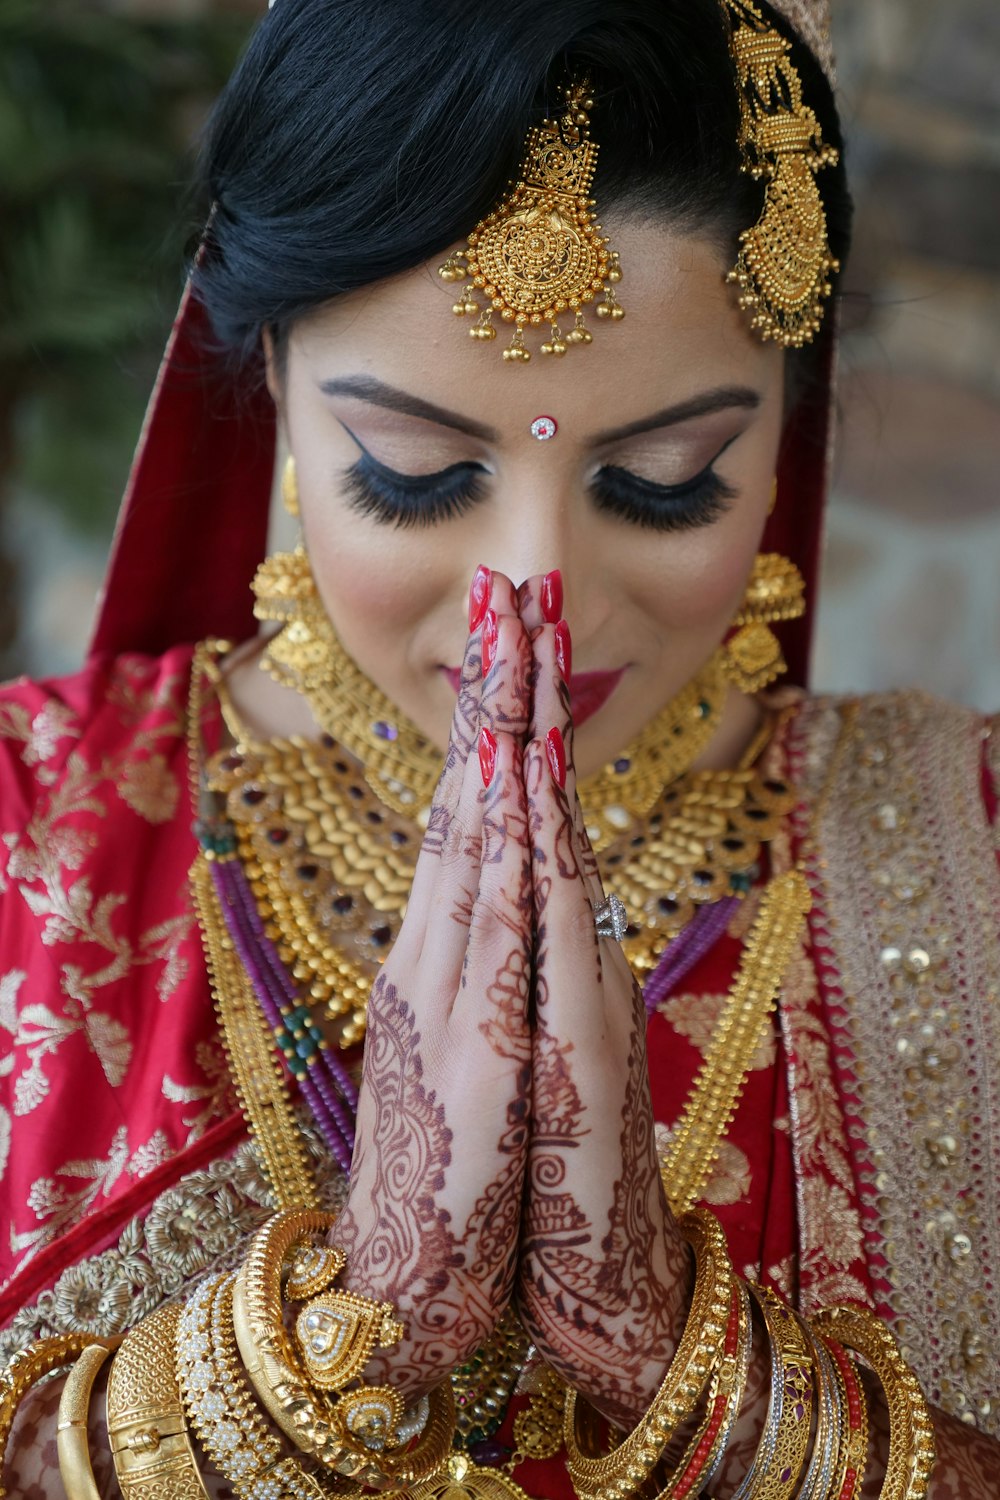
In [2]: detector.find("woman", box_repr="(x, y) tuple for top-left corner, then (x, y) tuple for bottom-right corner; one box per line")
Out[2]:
(1, 0), (998, 1495)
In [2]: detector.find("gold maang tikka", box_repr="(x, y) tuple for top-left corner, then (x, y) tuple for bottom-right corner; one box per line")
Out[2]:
(724, 0), (840, 348)
(439, 78), (624, 363)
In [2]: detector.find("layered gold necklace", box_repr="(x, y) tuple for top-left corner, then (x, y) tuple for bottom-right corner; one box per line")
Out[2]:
(202, 644), (794, 1043)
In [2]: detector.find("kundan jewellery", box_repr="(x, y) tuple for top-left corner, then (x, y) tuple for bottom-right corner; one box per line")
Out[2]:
(530, 415), (558, 440)
(439, 77), (624, 362)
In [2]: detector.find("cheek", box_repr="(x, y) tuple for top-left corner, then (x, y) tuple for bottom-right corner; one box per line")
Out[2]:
(293, 450), (443, 668)
(627, 507), (764, 640)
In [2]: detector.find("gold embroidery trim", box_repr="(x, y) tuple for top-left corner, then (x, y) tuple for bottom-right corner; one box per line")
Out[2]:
(660, 869), (812, 1214)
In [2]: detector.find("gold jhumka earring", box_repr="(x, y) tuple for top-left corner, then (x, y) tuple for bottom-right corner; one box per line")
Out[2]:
(439, 78), (624, 363)
(720, 550), (806, 694)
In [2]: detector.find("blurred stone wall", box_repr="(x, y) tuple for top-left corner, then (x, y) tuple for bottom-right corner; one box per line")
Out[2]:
(8, 0), (1000, 709)
(814, 0), (1000, 707)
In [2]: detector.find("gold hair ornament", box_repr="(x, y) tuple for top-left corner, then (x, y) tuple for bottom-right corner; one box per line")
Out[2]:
(439, 79), (623, 363)
(725, 0), (840, 347)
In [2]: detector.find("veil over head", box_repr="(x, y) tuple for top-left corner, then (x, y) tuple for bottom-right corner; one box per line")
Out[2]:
(89, 0), (837, 688)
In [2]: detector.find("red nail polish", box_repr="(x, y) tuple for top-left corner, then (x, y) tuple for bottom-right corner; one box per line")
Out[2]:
(482, 609), (498, 676)
(554, 619), (572, 683)
(540, 569), (563, 624)
(545, 726), (566, 788)
(469, 564), (492, 632)
(479, 726), (498, 787)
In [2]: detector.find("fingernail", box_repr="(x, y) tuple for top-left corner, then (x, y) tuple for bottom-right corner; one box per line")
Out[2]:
(541, 569), (563, 624)
(482, 609), (498, 677)
(554, 619), (572, 683)
(479, 726), (498, 788)
(545, 726), (566, 788)
(469, 564), (492, 632)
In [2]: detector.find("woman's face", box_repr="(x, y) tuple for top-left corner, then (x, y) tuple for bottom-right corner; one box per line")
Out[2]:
(268, 218), (785, 779)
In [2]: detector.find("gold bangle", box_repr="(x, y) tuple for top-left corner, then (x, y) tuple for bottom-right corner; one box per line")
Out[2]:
(231, 1208), (347, 1463)
(822, 1334), (869, 1500)
(177, 1271), (334, 1500)
(0, 1333), (120, 1499)
(656, 1277), (753, 1500)
(732, 1285), (814, 1500)
(234, 1207), (454, 1487)
(563, 1208), (735, 1500)
(813, 1306), (936, 1500)
(106, 1301), (211, 1500)
(56, 1344), (119, 1500)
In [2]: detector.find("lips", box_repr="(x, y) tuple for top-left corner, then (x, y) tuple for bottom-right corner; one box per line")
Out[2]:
(441, 664), (626, 727)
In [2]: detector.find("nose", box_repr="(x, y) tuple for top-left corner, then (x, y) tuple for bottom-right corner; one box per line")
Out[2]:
(467, 474), (614, 640)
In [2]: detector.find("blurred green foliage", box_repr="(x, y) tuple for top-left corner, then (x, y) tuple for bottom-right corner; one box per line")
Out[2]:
(0, 0), (252, 535)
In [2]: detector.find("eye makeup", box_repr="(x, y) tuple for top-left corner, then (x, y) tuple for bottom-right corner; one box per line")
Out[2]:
(336, 426), (739, 534)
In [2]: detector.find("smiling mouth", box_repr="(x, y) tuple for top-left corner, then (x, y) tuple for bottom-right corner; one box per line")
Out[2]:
(441, 664), (627, 727)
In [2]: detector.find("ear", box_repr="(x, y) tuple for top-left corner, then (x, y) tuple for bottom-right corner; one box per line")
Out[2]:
(261, 326), (285, 415)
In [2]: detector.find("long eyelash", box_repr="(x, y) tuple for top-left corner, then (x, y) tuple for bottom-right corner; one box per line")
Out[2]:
(591, 463), (736, 533)
(340, 457), (487, 529)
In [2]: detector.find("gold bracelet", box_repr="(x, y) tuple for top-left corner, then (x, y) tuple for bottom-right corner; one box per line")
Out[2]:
(822, 1334), (869, 1500)
(0, 1333), (120, 1499)
(233, 1207), (454, 1487)
(106, 1300), (211, 1500)
(813, 1306), (936, 1500)
(177, 1270), (334, 1500)
(563, 1209), (735, 1500)
(732, 1285), (814, 1500)
(656, 1277), (753, 1500)
(56, 1343), (119, 1500)
(231, 1207), (351, 1463)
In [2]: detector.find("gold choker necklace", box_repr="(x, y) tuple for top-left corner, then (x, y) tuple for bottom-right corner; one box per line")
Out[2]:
(252, 545), (730, 846)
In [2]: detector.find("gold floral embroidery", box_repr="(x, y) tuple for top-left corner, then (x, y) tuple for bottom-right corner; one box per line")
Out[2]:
(793, 692), (1000, 1436)
(117, 752), (180, 824)
(0, 658), (203, 1280)
(0, 1111), (346, 1366)
(701, 1139), (752, 1206)
(657, 991), (776, 1072)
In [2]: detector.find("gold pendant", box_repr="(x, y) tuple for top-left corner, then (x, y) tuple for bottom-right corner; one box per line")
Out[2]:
(410, 1454), (535, 1500)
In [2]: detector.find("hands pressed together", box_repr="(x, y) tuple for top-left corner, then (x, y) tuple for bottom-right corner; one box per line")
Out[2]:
(336, 567), (691, 1428)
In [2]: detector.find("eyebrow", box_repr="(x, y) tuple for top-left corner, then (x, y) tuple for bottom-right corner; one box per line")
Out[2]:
(591, 386), (762, 445)
(319, 376), (498, 443)
(319, 375), (761, 447)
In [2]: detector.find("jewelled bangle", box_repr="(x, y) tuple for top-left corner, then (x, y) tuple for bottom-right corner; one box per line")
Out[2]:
(796, 1319), (843, 1500)
(731, 1284), (815, 1500)
(657, 1277), (753, 1500)
(106, 1300), (211, 1500)
(56, 1344), (118, 1500)
(814, 1307), (934, 1500)
(178, 1271), (330, 1500)
(563, 1209), (736, 1500)
(233, 1208), (455, 1489)
(823, 1335), (869, 1500)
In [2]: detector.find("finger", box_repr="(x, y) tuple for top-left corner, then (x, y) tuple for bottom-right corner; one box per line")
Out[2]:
(524, 734), (611, 1052)
(403, 568), (524, 948)
(531, 623), (602, 908)
(416, 718), (493, 995)
(516, 569), (563, 633)
(400, 566), (490, 945)
(481, 608), (533, 743)
(453, 732), (532, 1063)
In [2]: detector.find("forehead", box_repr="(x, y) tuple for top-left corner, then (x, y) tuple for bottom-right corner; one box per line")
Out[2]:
(289, 219), (782, 431)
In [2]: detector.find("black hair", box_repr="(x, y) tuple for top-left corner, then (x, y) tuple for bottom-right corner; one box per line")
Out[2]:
(194, 0), (851, 371)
